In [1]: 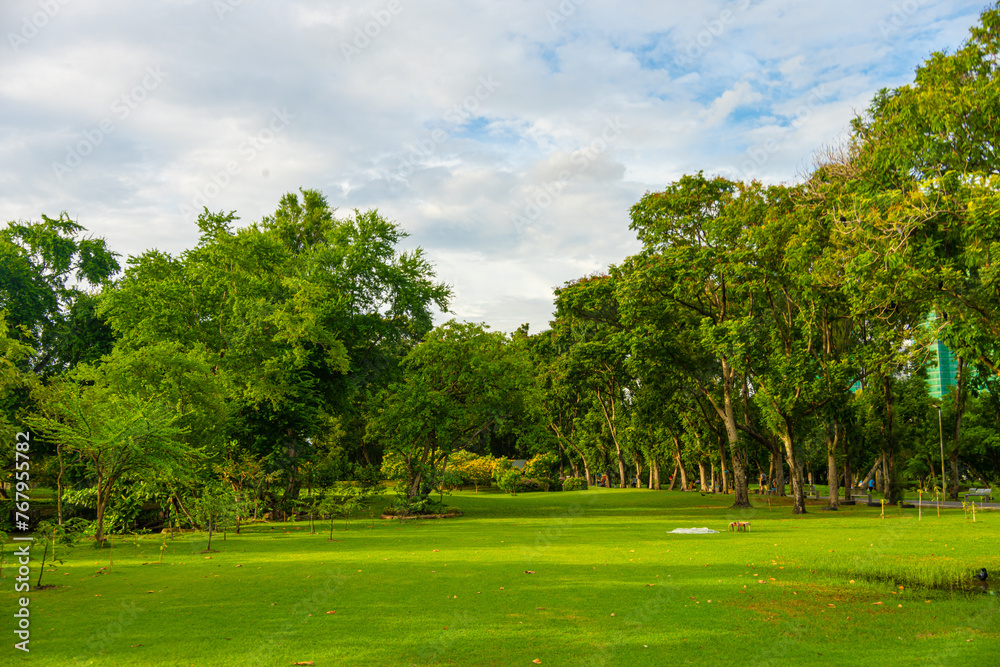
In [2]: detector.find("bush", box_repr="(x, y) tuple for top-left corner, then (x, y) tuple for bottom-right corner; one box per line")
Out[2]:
(516, 477), (548, 493)
(562, 477), (588, 492)
(495, 469), (520, 495)
(524, 453), (560, 480)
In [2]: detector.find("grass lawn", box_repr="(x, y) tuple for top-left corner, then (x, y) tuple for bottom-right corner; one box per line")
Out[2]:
(3, 489), (998, 666)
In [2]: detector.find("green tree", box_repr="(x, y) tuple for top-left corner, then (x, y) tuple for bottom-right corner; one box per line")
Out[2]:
(623, 173), (762, 508)
(28, 368), (193, 543)
(192, 483), (237, 551)
(99, 191), (450, 510)
(553, 274), (636, 489)
(1, 214), (119, 376)
(369, 321), (536, 506)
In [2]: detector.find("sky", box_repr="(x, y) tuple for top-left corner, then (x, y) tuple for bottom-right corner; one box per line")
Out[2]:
(0, 0), (989, 333)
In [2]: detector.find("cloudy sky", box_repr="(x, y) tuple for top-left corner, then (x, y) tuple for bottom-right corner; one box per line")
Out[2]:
(0, 0), (988, 333)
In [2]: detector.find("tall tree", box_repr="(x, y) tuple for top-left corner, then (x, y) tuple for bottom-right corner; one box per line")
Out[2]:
(369, 321), (536, 505)
(28, 366), (193, 542)
(623, 173), (763, 509)
(1, 214), (119, 376)
(99, 191), (450, 509)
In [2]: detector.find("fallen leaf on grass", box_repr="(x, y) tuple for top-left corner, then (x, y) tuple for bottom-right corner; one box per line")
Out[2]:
(873, 602), (883, 605)
(533, 660), (542, 664)
(326, 611), (336, 614)
(130, 644), (142, 648)
(292, 662), (315, 666)
(525, 570), (535, 574)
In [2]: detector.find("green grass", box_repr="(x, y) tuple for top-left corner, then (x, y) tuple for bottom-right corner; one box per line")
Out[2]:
(3, 489), (998, 666)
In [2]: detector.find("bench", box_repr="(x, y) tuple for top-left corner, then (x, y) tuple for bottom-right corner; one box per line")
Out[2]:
(805, 485), (872, 503)
(964, 488), (993, 503)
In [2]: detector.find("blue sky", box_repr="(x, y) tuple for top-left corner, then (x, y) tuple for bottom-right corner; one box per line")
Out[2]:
(0, 0), (988, 332)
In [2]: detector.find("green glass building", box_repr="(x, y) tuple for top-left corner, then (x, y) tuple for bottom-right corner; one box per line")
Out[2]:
(927, 339), (958, 399)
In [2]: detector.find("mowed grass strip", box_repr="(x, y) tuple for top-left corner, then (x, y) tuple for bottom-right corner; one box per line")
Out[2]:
(4, 489), (998, 666)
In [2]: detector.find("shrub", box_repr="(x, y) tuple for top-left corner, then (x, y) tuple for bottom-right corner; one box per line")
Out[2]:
(451, 451), (496, 491)
(516, 477), (548, 493)
(524, 452), (560, 480)
(562, 477), (588, 492)
(494, 460), (520, 495)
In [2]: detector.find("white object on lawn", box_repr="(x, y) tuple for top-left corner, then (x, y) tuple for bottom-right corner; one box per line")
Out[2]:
(668, 527), (719, 534)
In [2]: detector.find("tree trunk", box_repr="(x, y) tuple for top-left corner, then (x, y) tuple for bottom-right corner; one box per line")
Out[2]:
(94, 494), (107, 543)
(614, 441), (627, 489)
(56, 443), (65, 525)
(698, 461), (708, 492)
(666, 465), (678, 491)
(948, 356), (967, 501)
(173, 493), (199, 529)
(779, 421), (806, 514)
(720, 359), (751, 507)
(827, 420), (840, 509)
(717, 439), (730, 494)
(671, 435), (688, 490)
(880, 375), (903, 504)
(842, 430), (853, 502)
(652, 460), (661, 490)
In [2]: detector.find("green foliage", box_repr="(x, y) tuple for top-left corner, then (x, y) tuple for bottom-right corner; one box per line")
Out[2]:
(561, 476), (588, 492)
(449, 450), (496, 490)
(0, 213), (119, 376)
(27, 368), (195, 542)
(98, 192), (451, 512)
(369, 321), (538, 503)
(192, 484), (238, 550)
(493, 460), (521, 496)
(515, 477), (547, 493)
(523, 452), (559, 480)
